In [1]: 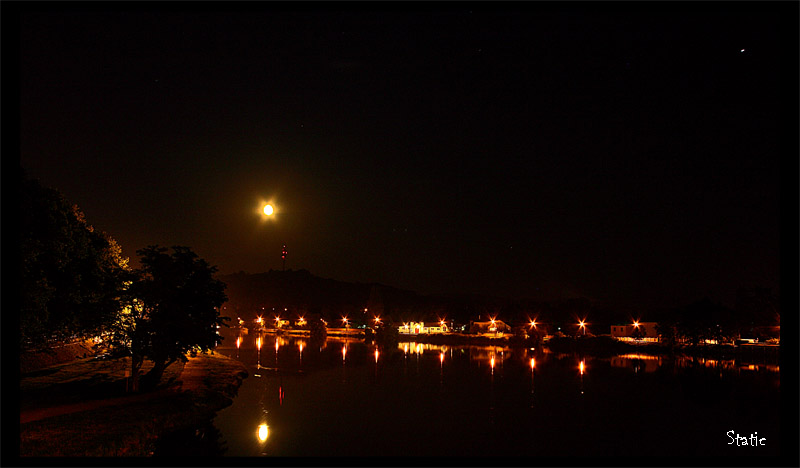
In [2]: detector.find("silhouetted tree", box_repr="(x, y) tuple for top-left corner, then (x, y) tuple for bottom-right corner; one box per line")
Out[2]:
(374, 323), (399, 349)
(109, 246), (227, 391)
(672, 298), (737, 346)
(309, 313), (327, 343)
(21, 174), (132, 350)
(656, 318), (678, 349)
(735, 287), (780, 337)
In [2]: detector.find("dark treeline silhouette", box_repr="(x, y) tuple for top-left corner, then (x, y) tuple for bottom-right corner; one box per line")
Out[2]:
(219, 270), (779, 341)
(20, 169), (132, 350)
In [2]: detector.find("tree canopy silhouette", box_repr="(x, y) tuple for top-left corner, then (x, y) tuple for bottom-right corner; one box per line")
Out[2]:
(21, 174), (132, 350)
(109, 245), (228, 391)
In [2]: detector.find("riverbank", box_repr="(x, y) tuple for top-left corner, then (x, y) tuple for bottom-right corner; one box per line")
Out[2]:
(398, 332), (511, 347)
(396, 333), (780, 361)
(19, 352), (248, 456)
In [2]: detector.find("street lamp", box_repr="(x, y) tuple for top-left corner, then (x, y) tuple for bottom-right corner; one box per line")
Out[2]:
(579, 320), (586, 336)
(342, 316), (349, 329)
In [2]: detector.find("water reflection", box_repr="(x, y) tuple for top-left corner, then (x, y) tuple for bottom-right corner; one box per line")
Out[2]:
(608, 353), (780, 376)
(257, 423), (269, 443)
(529, 358), (535, 408)
(153, 420), (227, 456)
(298, 341), (304, 367)
(209, 330), (780, 457)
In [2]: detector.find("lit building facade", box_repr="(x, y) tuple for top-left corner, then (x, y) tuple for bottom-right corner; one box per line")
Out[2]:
(611, 322), (659, 342)
(398, 321), (449, 334)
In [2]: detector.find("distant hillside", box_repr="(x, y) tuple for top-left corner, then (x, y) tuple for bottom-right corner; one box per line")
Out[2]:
(215, 269), (629, 330)
(217, 269), (448, 325)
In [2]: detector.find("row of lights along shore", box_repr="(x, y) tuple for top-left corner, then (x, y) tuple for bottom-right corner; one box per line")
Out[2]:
(255, 202), (648, 335)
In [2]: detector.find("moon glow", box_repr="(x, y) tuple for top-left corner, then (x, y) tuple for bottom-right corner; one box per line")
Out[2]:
(264, 204), (274, 215)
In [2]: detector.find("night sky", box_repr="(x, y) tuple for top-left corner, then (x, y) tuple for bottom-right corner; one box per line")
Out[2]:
(15, 3), (794, 311)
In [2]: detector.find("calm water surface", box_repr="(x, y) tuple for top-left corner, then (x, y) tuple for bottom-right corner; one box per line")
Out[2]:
(173, 330), (781, 457)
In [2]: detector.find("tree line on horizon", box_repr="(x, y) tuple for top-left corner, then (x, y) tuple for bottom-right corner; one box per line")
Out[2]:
(218, 269), (780, 343)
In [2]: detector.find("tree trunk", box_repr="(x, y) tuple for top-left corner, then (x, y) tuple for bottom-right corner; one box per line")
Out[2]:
(130, 354), (143, 392)
(143, 357), (177, 389)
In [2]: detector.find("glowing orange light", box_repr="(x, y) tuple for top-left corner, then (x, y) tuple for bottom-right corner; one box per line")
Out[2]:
(375, 349), (380, 363)
(531, 358), (535, 369)
(263, 204), (274, 216)
(236, 337), (241, 349)
(579, 360), (585, 375)
(530, 319), (537, 329)
(633, 321), (640, 328)
(256, 336), (262, 350)
(299, 342), (304, 353)
(490, 356), (495, 368)
(440, 352), (445, 364)
(257, 423), (269, 442)
(275, 339), (279, 351)
(342, 344), (347, 360)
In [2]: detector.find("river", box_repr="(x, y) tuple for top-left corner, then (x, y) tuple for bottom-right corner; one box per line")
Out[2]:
(156, 329), (781, 457)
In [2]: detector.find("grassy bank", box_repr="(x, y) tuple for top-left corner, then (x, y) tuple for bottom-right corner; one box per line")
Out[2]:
(19, 352), (248, 457)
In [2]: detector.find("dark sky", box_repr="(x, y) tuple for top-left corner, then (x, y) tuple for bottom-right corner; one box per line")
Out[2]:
(16, 3), (792, 311)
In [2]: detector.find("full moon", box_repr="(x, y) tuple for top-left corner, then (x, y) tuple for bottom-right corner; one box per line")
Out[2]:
(263, 204), (274, 215)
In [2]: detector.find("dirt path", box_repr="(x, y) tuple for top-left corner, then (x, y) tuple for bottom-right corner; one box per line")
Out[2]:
(20, 359), (193, 425)
(19, 353), (246, 426)
(19, 388), (176, 424)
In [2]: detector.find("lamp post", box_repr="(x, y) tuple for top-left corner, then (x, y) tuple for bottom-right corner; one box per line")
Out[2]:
(579, 320), (586, 336)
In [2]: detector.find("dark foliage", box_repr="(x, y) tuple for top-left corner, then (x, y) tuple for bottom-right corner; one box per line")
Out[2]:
(308, 313), (327, 343)
(110, 246), (228, 391)
(373, 324), (399, 349)
(21, 175), (132, 350)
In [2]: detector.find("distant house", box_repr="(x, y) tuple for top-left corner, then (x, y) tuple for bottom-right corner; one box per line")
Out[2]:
(611, 322), (659, 342)
(398, 321), (449, 335)
(469, 320), (510, 335)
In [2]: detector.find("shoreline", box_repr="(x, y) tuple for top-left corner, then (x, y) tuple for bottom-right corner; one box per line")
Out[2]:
(19, 352), (248, 457)
(394, 332), (780, 360)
